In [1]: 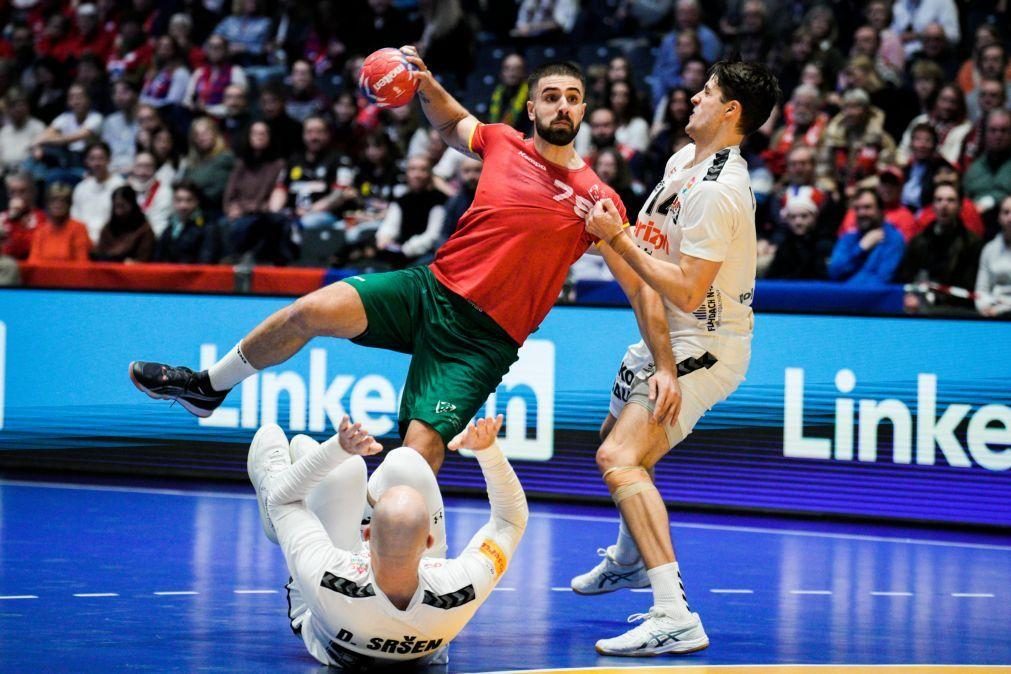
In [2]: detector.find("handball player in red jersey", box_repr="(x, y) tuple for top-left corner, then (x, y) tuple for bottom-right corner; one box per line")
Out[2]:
(130, 46), (680, 478)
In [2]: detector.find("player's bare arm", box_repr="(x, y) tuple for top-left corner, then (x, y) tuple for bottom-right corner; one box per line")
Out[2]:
(599, 244), (681, 427)
(588, 199), (722, 313)
(400, 45), (480, 159)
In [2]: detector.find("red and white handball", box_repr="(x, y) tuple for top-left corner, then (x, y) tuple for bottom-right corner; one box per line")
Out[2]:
(358, 48), (419, 108)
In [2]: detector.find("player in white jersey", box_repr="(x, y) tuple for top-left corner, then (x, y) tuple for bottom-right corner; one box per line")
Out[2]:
(247, 414), (526, 669)
(575, 61), (781, 656)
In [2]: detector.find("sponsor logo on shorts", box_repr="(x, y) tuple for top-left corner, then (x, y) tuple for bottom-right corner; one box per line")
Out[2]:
(0, 321), (5, 430)
(435, 400), (457, 414)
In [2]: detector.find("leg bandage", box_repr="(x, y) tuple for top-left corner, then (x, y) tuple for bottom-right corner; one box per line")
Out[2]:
(603, 465), (653, 504)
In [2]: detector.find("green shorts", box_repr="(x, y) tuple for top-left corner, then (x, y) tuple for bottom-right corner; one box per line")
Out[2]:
(343, 266), (520, 444)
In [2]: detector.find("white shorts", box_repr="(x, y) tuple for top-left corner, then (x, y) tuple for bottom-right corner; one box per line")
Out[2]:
(609, 344), (745, 446)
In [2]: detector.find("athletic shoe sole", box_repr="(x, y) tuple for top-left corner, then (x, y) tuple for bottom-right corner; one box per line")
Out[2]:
(571, 580), (650, 596)
(595, 636), (710, 656)
(128, 361), (216, 418)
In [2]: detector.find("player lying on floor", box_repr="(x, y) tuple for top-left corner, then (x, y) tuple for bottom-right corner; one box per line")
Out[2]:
(247, 415), (527, 669)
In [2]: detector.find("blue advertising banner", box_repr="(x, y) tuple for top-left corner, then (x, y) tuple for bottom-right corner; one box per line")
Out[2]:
(1, 288), (1008, 526)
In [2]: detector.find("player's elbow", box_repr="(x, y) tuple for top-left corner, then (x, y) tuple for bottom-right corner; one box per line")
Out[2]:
(672, 290), (704, 313)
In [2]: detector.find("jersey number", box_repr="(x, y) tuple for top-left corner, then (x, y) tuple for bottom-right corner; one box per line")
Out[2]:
(644, 189), (677, 217)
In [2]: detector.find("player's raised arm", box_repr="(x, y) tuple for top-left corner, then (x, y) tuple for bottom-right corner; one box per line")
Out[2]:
(400, 46), (480, 159)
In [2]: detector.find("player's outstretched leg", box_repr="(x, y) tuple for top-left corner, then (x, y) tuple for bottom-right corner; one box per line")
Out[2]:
(246, 423), (293, 544)
(570, 515), (650, 594)
(130, 281), (368, 418)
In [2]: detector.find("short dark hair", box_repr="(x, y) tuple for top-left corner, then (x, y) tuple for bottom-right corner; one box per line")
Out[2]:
(931, 179), (963, 202)
(84, 140), (111, 158)
(172, 178), (203, 201)
(708, 60), (781, 136)
(527, 61), (586, 100)
(854, 186), (883, 211)
(910, 121), (938, 145)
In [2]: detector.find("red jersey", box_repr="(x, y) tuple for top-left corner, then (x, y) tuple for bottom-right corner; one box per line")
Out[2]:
(430, 123), (627, 344)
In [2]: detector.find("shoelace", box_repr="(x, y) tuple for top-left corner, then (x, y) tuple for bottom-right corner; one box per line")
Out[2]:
(626, 607), (666, 624)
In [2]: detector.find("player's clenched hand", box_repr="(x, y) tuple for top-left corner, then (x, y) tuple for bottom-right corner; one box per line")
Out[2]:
(585, 198), (624, 243)
(649, 368), (681, 427)
(337, 415), (383, 456)
(447, 415), (504, 452)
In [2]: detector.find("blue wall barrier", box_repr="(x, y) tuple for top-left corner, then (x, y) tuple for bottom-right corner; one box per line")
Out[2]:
(0, 288), (1008, 526)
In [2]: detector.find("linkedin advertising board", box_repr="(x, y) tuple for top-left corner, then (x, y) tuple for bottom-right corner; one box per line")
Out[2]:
(0, 289), (1008, 527)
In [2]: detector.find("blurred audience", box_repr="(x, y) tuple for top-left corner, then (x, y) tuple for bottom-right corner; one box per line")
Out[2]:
(92, 185), (156, 263)
(975, 195), (1011, 317)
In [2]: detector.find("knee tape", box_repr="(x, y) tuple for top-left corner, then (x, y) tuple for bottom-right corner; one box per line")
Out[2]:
(602, 466), (652, 504)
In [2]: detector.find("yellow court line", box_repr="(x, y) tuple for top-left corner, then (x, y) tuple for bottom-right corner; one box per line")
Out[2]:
(476, 666), (1011, 674)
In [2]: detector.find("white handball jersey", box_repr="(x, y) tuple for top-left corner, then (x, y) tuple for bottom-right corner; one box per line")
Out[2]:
(626, 143), (757, 370)
(300, 446), (527, 669)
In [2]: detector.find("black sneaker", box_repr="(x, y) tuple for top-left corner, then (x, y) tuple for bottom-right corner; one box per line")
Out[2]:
(129, 361), (228, 418)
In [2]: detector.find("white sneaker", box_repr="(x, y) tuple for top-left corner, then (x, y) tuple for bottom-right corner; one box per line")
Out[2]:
(289, 433), (319, 463)
(570, 546), (650, 594)
(595, 608), (709, 656)
(247, 424), (291, 544)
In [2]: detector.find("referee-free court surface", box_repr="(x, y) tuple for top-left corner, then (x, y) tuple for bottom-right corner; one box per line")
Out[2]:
(0, 476), (1009, 673)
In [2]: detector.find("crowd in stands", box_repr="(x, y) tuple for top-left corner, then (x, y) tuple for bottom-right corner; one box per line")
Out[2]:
(0, 0), (1009, 317)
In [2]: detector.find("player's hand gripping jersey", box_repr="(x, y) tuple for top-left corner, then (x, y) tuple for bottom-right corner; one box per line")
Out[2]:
(275, 438), (527, 669)
(623, 144), (757, 372)
(431, 123), (627, 344)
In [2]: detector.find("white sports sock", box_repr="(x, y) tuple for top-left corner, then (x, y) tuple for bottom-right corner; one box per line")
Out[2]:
(367, 447), (447, 558)
(208, 342), (258, 392)
(612, 516), (641, 564)
(648, 562), (692, 620)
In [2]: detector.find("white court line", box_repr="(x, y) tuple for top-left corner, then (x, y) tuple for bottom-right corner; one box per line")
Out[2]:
(3, 478), (1010, 552)
(629, 588), (651, 593)
(710, 588), (754, 594)
(73, 593), (118, 598)
(872, 591), (913, 596)
(952, 593), (994, 598)
(234, 590), (277, 595)
(492, 587), (515, 591)
(0, 595), (38, 600)
(153, 591), (198, 596)
(791, 590), (832, 595)
(550, 587), (571, 592)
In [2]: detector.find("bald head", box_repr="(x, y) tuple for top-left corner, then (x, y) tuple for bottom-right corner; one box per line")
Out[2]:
(369, 485), (431, 560)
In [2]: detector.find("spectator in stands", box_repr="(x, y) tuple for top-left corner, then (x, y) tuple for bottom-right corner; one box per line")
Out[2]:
(220, 84), (252, 150)
(258, 83), (304, 156)
(801, 5), (845, 83)
(106, 12), (154, 81)
(151, 127), (183, 188)
(91, 185), (156, 263)
(607, 80), (649, 154)
(439, 156), (481, 246)
(28, 57), (67, 124)
(956, 25), (1004, 93)
(330, 90), (365, 158)
(838, 166), (918, 241)
(101, 80), (140, 175)
(840, 55), (906, 141)
(71, 141), (127, 244)
(864, 0), (906, 80)
(651, 0), (723, 104)
(909, 59), (945, 123)
(487, 53), (530, 135)
(180, 116), (236, 216)
(818, 88), (896, 196)
(36, 13), (76, 65)
(184, 35), (248, 119)
(907, 22), (960, 80)
(776, 28), (818, 99)
(899, 122), (949, 211)
(764, 194), (834, 280)
(900, 182), (982, 311)
(355, 155), (447, 270)
(212, 0), (272, 67)
(354, 132), (402, 213)
(725, 0), (777, 68)
(141, 35), (192, 110)
(154, 180), (220, 264)
(417, 0), (475, 90)
(644, 86), (692, 180)
(71, 3), (114, 63)
(29, 183), (91, 262)
(766, 145), (834, 239)
(975, 195), (1011, 317)
(966, 44), (1011, 121)
(0, 89), (45, 174)
(134, 105), (165, 155)
(595, 146), (645, 217)
(129, 151), (172, 237)
(510, 0), (579, 42)
(76, 53), (112, 115)
(269, 115), (356, 232)
(0, 174), (45, 261)
(964, 109), (1011, 224)
(678, 56), (708, 98)
(897, 84), (972, 168)
(850, 24), (902, 87)
(167, 13), (205, 70)
(828, 187), (905, 285)
(343, 0), (421, 57)
(913, 162), (985, 238)
(577, 107), (638, 167)
(964, 78), (1008, 162)
(31, 83), (103, 167)
(892, 0), (960, 57)
(285, 59), (329, 123)
(765, 84), (829, 179)
(221, 121), (291, 265)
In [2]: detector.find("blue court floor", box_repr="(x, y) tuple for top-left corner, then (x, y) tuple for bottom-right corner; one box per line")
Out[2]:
(0, 476), (1009, 673)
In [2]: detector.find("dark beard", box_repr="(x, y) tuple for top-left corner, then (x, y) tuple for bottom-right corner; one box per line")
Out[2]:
(535, 117), (579, 146)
